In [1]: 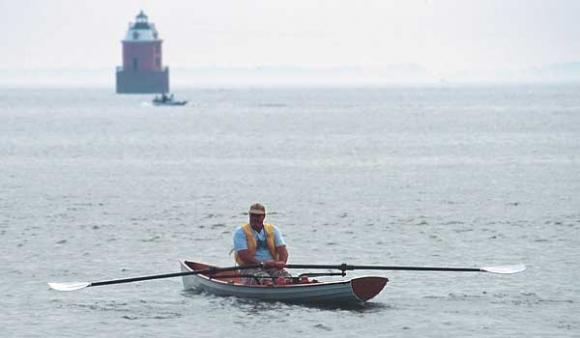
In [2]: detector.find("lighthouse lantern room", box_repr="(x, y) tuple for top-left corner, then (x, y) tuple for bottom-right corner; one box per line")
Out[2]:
(116, 11), (169, 94)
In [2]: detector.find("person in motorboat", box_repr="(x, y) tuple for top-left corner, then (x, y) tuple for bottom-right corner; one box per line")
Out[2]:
(233, 203), (291, 285)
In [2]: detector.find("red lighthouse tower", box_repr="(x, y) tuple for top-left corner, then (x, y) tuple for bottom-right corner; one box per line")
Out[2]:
(116, 11), (169, 94)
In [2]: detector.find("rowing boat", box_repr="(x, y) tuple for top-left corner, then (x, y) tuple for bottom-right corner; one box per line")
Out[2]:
(48, 262), (523, 294)
(180, 260), (388, 305)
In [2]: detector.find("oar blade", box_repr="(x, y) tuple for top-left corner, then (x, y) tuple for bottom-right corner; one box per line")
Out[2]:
(48, 282), (91, 291)
(481, 264), (526, 274)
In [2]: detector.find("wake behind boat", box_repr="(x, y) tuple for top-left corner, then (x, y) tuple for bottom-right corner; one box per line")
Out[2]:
(180, 260), (388, 305)
(152, 93), (187, 106)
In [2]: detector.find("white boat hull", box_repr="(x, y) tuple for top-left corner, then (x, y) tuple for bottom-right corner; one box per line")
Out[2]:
(180, 260), (387, 304)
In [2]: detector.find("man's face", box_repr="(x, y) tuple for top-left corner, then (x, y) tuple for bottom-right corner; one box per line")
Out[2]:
(249, 213), (265, 228)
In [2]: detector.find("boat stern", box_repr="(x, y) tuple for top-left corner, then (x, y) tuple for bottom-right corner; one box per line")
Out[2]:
(351, 276), (388, 301)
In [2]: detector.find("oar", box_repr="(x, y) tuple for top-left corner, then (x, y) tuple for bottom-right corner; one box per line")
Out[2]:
(284, 263), (526, 274)
(48, 264), (261, 292)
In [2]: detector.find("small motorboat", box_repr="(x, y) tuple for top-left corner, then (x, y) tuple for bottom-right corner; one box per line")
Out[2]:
(180, 260), (388, 305)
(152, 94), (187, 106)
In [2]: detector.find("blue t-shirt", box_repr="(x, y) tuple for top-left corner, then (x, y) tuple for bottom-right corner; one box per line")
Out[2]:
(233, 225), (285, 262)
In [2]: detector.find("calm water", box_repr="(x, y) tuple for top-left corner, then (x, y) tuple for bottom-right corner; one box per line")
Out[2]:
(1, 86), (579, 337)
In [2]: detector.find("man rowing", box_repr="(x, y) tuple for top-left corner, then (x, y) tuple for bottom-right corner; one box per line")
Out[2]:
(233, 203), (291, 285)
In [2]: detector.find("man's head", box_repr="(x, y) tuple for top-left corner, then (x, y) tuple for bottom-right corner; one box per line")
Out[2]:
(248, 203), (266, 229)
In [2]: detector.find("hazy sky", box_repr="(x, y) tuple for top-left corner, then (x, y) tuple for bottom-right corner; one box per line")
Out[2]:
(1, 0), (579, 77)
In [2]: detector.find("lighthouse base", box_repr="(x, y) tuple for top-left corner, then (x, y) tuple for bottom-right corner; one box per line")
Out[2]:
(116, 68), (170, 94)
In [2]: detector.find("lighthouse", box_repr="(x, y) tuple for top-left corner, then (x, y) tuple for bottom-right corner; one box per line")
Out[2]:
(116, 11), (169, 94)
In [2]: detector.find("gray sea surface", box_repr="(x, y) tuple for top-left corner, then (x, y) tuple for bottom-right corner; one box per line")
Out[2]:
(1, 86), (579, 337)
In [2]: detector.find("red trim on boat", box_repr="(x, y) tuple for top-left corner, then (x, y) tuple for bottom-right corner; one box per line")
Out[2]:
(351, 277), (388, 301)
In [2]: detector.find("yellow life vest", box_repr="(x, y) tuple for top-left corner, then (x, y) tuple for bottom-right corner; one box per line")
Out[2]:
(234, 223), (278, 265)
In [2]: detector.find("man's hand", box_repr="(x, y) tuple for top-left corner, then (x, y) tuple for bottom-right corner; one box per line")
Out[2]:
(264, 260), (286, 270)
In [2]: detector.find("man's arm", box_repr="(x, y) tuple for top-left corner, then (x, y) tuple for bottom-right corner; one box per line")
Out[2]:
(234, 228), (258, 265)
(238, 245), (288, 267)
(276, 245), (288, 263)
(236, 249), (261, 266)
